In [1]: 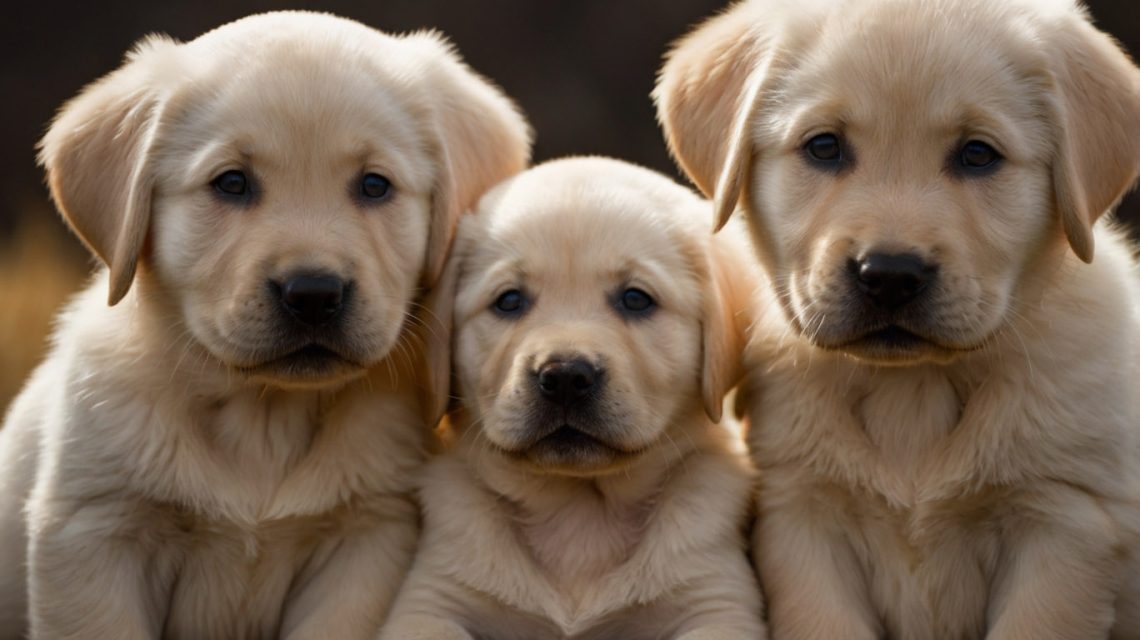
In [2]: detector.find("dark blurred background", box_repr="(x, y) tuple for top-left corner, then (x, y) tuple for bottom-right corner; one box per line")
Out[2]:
(0, 1), (1137, 409)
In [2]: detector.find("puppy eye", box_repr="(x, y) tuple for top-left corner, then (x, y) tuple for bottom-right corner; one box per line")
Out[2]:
(492, 289), (528, 317)
(804, 133), (844, 165)
(958, 140), (1002, 172)
(212, 170), (249, 197)
(617, 288), (655, 316)
(360, 173), (393, 201)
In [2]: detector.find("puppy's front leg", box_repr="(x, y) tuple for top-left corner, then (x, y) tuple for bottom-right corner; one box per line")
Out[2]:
(280, 505), (419, 640)
(986, 487), (1121, 640)
(28, 500), (162, 639)
(379, 562), (479, 640)
(677, 628), (760, 640)
(755, 491), (881, 640)
(669, 560), (768, 639)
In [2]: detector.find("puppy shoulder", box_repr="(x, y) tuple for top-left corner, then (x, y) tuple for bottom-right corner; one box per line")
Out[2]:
(49, 273), (152, 377)
(1047, 225), (1140, 340)
(656, 442), (756, 545)
(416, 453), (494, 534)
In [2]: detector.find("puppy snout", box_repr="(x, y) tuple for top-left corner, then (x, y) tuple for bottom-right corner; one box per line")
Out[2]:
(536, 358), (603, 408)
(848, 253), (937, 310)
(273, 272), (349, 327)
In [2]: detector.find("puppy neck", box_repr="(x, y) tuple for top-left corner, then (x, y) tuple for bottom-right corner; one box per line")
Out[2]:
(748, 229), (1138, 503)
(64, 271), (422, 522)
(464, 413), (712, 596)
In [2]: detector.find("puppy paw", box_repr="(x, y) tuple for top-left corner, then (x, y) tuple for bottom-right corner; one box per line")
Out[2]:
(379, 616), (474, 640)
(676, 625), (766, 640)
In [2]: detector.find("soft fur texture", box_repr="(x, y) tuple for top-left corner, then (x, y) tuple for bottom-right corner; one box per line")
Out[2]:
(656, 0), (1140, 638)
(380, 157), (766, 640)
(0, 12), (530, 639)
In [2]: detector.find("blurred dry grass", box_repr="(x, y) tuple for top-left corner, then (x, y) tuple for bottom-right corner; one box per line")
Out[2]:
(0, 217), (86, 415)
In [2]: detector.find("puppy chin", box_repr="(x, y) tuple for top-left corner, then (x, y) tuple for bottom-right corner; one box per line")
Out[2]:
(244, 361), (369, 390)
(808, 324), (982, 366)
(822, 339), (969, 367)
(217, 342), (380, 390)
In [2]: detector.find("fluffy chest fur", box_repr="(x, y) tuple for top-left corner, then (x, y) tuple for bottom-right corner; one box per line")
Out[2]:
(127, 502), (410, 640)
(513, 484), (652, 604)
(413, 439), (756, 638)
(51, 363), (423, 524)
(749, 357), (1016, 638)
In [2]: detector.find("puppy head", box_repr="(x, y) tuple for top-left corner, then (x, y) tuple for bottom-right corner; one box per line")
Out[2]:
(435, 157), (746, 476)
(656, 0), (1140, 365)
(39, 12), (530, 390)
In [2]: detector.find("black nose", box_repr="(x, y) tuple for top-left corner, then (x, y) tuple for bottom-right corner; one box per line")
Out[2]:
(276, 274), (346, 327)
(536, 359), (601, 407)
(850, 253), (936, 310)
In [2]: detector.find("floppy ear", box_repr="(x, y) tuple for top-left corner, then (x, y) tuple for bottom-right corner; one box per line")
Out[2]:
(409, 33), (532, 289)
(654, 3), (773, 232)
(1045, 14), (1140, 262)
(701, 244), (749, 423)
(38, 36), (180, 305)
(416, 234), (462, 428)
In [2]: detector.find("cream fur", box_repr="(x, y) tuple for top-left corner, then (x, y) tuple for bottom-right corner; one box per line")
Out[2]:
(0, 11), (530, 639)
(381, 158), (766, 639)
(656, 0), (1140, 638)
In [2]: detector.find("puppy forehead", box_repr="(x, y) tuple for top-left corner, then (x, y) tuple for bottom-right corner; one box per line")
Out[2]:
(460, 161), (708, 304)
(784, 0), (1052, 151)
(479, 158), (708, 234)
(497, 204), (685, 277)
(165, 18), (435, 189)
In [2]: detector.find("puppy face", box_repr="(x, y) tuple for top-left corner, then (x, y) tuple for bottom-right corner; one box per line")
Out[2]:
(446, 159), (738, 476)
(657, 0), (1140, 365)
(39, 12), (530, 391)
(151, 40), (433, 387)
(749, 3), (1056, 364)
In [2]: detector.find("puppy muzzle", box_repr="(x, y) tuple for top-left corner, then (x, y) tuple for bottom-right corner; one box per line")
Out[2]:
(512, 354), (625, 453)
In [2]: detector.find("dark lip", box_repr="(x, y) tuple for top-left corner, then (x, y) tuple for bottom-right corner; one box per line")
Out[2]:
(848, 325), (928, 349)
(274, 343), (344, 363)
(502, 424), (646, 458)
(535, 425), (612, 450)
(239, 343), (362, 376)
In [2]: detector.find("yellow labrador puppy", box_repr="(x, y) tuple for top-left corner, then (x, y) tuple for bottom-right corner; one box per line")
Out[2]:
(656, 0), (1140, 638)
(0, 12), (529, 639)
(380, 157), (766, 640)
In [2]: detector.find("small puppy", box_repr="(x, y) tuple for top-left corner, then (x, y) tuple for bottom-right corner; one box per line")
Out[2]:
(0, 12), (529, 639)
(656, 0), (1140, 638)
(380, 157), (766, 640)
